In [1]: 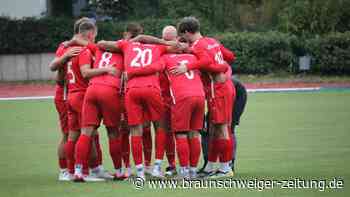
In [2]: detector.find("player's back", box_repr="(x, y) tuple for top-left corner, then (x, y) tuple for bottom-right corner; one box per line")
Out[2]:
(164, 54), (205, 102)
(118, 40), (166, 89)
(192, 37), (228, 67)
(66, 47), (91, 93)
(89, 49), (123, 88)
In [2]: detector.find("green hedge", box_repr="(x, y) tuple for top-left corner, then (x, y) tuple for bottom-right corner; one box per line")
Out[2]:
(0, 17), (349, 74)
(306, 32), (350, 74)
(216, 31), (298, 74)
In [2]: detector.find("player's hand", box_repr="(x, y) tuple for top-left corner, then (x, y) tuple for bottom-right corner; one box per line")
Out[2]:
(105, 64), (119, 76)
(63, 47), (82, 59)
(97, 40), (107, 49)
(170, 62), (188, 75)
(178, 42), (189, 51)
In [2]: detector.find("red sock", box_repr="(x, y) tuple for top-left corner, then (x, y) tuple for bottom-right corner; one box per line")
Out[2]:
(64, 139), (76, 174)
(175, 137), (189, 167)
(89, 134), (102, 169)
(189, 136), (201, 168)
(122, 132), (130, 168)
(166, 132), (176, 167)
(59, 158), (67, 169)
(109, 137), (122, 170)
(131, 136), (143, 166)
(155, 127), (166, 160)
(207, 138), (218, 162)
(142, 127), (152, 166)
(218, 139), (232, 163)
(75, 134), (92, 175)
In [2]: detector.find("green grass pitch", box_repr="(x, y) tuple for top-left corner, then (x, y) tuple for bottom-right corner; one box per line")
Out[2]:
(0, 91), (349, 197)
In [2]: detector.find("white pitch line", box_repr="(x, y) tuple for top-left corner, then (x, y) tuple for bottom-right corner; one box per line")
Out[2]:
(0, 87), (324, 101)
(247, 87), (321, 93)
(0, 96), (54, 101)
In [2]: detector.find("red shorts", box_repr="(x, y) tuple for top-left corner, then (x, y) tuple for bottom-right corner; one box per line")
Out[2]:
(171, 96), (205, 132)
(162, 96), (172, 129)
(125, 87), (164, 126)
(67, 91), (85, 132)
(54, 99), (68, 134)
(208, 81), (236, 125)
(82, 84), (121, 128)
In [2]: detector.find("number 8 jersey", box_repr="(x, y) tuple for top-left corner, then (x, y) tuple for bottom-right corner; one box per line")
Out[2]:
(116, 40), (167, 89)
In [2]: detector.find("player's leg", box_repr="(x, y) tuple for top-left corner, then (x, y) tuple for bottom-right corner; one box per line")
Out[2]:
(120, 123), (132, 177)
(210, 83), (235, 178)
(175, 132), (190, 178)
(126, 88), (145, 178)
(163, 103), (176, 176)
(144, 88), (165, 177)
(188, 96), (205, 178)
(171, 97), (193, 178)
(198, 113), (209, 173)
(74, 89), (104, 182)
(65, 94), (84, 178)
(142, 121), (152, 175)
(99, 86), (124, 180)
(54, 98), (70, 181)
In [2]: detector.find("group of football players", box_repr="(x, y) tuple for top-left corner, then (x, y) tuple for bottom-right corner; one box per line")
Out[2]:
(49, 16), (244, 182)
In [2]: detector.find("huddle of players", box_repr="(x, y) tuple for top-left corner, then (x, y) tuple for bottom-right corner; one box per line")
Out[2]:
(50, 16), (236, 182)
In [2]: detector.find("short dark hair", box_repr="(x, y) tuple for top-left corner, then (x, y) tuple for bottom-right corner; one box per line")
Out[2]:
(177, 16), (200, 34)
(126, 22), (143, 38)
(74, 17), (91, 34)
(79, 21), (96, 34)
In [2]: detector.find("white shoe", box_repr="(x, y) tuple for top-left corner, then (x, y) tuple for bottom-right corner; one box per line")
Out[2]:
(58, 170), (73, 181)
(136, 168), (145, 179)
(90, 166), (113, 180)
(151, 165), (164, 178)
(83, 174), (106, 182)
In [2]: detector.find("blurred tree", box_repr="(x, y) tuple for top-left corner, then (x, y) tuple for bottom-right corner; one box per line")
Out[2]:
(49, 0), (73, 17)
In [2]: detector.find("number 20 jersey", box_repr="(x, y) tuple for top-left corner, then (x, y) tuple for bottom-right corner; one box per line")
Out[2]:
(116, 40), (167, 89)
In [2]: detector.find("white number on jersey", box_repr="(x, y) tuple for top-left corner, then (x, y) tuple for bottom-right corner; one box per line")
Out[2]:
(179, 60), (194, 80)
(98, 52), (113, 68)
(130, 48), (153, 67)
(67, 61), (75, 84)
(215, 51), (225, 64)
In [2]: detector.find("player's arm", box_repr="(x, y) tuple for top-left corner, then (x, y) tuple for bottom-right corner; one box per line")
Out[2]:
(220, 44), (235, 63)
(97, 40), (122, 53)
(79, 50), (118, 79)
(80, 64), (118, 79)
(127, 59), (165, 80)
(170, 49), (228, 75)
(64, 35), (99, 55)
(49, 47), (82, 71)
(55, 68), (65, 85)
(130, 35), (184, 53)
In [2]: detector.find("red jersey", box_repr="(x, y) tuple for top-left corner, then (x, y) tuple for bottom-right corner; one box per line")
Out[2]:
(89, 46), (123, 88)
(116, 40), (167, 89)
(162, 54), (205, 103)
(54, 43), (68, 100)
(189, 37), (235, 98)
(66, 47), (92, 93)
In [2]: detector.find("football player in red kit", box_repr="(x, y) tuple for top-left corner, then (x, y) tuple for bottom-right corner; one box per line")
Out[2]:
(97, 31), (179, 179)
(63, 21), (116, 182)
(48, 17), (90, 181)
(173, 16), (236, 178)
